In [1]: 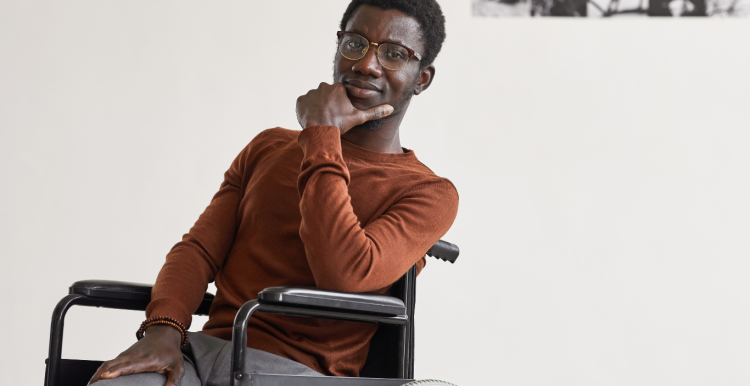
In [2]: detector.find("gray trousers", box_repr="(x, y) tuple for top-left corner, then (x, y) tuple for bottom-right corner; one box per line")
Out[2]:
(92, 332), (323, 386)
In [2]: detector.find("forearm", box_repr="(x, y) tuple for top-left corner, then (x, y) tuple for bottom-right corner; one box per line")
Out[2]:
(148, 142), (250, 325)
(297, 125), (458, 292)
(299, 172), (420, 292)
(147, 244), (216, 327)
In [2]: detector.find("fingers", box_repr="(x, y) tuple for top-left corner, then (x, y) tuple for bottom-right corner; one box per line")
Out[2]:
(88, 330), (186, 385)
(99, 359), (153, 379)
(360, 104), (394, 122)
(298, 81), (393, 131)
(89, 357), (131, 384)
(89, 358), (185, 385)
(88, 364), (109, 385)
(165, 362), (186, 386)
(87, 351), (156, 384)
(88, 358), (133, 385)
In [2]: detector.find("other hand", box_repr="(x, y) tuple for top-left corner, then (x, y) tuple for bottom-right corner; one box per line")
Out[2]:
(88, 325), (185, 386)
(296, 82), (393, 134)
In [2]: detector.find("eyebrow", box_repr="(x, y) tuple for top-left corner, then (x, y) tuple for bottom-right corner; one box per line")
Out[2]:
(346, 29), (409, 47)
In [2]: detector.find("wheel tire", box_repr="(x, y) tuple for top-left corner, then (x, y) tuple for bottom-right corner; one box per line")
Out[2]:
(400, 380), (457, 386)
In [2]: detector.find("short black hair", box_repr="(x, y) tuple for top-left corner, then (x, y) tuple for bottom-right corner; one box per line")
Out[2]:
(339, 0), (446, 68)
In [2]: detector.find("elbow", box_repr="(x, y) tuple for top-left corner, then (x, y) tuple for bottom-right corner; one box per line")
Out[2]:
(306, 243), (383, 293)
(312, 263), (384, 293)
(313, 276), (371, 293)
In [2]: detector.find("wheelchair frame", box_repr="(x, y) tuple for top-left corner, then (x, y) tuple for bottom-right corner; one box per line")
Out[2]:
(45, 240), (459, 386)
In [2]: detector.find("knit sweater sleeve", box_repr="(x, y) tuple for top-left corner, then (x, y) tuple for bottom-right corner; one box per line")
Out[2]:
(297, 125), (459, 292)
(146, 134), (259, 328)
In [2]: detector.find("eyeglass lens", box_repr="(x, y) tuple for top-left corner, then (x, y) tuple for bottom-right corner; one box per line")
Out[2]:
(339, 34), (410, 71)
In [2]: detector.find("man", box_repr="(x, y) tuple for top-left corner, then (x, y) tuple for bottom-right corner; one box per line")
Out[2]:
(89, 1), (457, 385)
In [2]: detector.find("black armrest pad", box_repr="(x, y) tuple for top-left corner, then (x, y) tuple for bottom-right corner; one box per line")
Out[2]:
(70, 280), (153, 302)
(258, 287), (406, 317)
(69, 280), (215, 314)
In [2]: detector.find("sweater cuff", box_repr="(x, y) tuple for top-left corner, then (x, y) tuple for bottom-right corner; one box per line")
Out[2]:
(146, 298), (193, 329)
(297, 125), (342, 156)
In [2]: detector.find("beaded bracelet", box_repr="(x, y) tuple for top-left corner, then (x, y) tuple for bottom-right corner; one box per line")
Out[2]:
(136, 316), (189, 348)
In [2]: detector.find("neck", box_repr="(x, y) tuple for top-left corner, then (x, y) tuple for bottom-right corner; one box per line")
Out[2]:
(341, 111), (405, 154)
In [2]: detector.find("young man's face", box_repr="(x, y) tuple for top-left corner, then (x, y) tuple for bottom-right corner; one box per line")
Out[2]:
(333, 5), (427, 121)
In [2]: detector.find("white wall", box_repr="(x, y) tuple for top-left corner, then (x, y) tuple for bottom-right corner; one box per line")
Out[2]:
(1, 1), (749, 384)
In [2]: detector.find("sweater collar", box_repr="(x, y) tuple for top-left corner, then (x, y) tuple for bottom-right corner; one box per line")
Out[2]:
(340, 139), (419, 163)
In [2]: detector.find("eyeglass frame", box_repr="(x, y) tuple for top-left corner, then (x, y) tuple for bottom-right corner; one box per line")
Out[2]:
(336, 31), (422, 71)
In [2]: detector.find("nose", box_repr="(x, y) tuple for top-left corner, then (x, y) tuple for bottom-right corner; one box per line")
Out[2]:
(351, 44), (384, 78)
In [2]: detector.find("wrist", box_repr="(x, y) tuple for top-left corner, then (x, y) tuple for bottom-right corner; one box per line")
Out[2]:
(144, 325), (183, 346)
(137, 316), (189, 347)
(303, 122), (339, 130)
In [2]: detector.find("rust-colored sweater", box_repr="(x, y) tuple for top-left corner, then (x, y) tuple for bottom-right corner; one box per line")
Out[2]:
(146, 125), (458, 376)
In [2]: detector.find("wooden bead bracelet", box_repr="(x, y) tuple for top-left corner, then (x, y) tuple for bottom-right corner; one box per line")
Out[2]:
(136, 316), (189, 348)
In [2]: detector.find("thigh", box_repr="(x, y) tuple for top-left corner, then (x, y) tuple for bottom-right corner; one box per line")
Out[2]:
(186, 332), (323, 386)
(90, 358), (201, 386)
(204, 346), (324, 386)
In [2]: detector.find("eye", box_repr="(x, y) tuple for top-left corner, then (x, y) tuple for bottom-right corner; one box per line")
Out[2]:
(384, 48), (406, 60)
(347, 41), (364, 49)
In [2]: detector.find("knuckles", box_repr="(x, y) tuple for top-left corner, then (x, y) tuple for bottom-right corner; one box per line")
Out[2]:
(89, 345), (183, 384)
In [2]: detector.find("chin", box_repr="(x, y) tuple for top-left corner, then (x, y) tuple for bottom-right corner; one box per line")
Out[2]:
(354, 118), (384, 132)
(350, 100), (387, 114)
(349, 99), (376, 111)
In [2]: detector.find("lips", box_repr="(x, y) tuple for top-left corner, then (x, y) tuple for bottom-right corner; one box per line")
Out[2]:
(344, 79), (381, 99)
(346, 79), (380, 91)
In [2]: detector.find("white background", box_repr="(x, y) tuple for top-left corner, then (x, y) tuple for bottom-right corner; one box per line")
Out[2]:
(1, 1), (749, 384)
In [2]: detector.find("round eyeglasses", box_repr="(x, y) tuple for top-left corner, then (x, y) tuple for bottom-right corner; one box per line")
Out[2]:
(337, 31), (422, 71)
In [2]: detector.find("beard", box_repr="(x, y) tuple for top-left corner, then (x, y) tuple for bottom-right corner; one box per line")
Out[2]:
(357, 117), (385, 132)
(333, 65), (419, 132)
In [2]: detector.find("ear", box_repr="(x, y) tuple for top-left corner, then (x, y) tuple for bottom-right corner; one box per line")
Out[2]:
(413, 64), (435, 96)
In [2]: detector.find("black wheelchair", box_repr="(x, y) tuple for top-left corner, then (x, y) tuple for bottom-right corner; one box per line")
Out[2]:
(45, 240), (460, 386)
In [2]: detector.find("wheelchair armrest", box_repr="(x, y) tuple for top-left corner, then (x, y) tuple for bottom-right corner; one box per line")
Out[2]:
(258, 286), (406, 317)
(232, 289), (408, 384)
(69, 280), (215, 315)
(427, 240), (459, 264)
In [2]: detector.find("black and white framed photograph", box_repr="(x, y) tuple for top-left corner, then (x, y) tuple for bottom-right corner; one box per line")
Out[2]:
(473, 0), (748, 15)
(650, 0), (750, 16)
(473, 0), (533, 16)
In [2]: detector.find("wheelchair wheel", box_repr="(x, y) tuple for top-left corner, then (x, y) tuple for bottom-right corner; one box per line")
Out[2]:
(400, 380), (457, 386)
